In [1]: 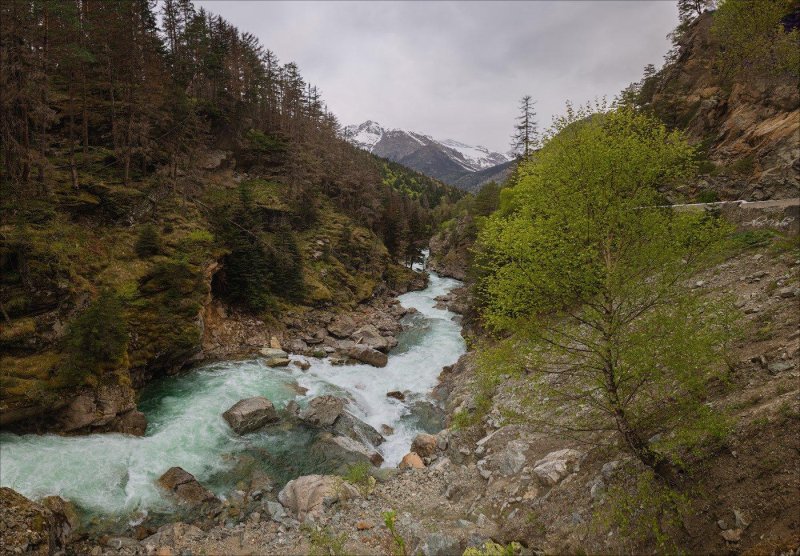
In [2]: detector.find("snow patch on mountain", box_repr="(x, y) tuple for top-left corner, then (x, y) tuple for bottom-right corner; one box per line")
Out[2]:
(342, 120), (510, 174)
(439, 139), (509, 170)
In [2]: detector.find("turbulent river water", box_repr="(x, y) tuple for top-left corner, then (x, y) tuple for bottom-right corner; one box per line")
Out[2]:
(0, 271), (465, 525)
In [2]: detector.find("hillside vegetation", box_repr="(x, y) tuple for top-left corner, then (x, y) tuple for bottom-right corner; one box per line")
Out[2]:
(0, 0), (461, 431)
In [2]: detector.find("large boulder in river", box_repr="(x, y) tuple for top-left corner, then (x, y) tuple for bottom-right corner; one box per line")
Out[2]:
(115, 409), (148, 435)
(333, 411), (385, 446)
(157, 467), (218, 507)
(223, 397), (279, 434)
(278, 474), (360, 520)
(344, 345), (388, 368)
(0, 487), (68, 555)
(352, 324), (390, 352)
(299, 395), (346, 427)
(312, 433), (383, 468)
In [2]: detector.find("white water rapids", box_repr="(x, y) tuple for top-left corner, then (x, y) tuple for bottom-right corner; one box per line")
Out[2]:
(0, 271), (465, 521)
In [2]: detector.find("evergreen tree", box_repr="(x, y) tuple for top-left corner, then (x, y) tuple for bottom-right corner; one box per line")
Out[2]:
(511, 95), (538, 158)
(62, 291), (128, 385)
(135, 223), (161, 258)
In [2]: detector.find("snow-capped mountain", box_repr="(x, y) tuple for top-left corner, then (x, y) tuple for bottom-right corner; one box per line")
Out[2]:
(342, 121), (512, 190)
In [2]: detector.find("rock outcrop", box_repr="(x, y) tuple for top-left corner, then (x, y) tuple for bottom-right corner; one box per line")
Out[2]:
(644, 12), (799, 201)
(55, 384), (147, 436)
(0, 487), (69, 555)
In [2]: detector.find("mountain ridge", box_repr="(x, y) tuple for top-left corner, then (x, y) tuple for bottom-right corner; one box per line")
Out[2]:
(342, 120), (512, 191)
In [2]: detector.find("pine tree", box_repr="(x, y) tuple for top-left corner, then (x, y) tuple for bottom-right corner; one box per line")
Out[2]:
(135, 223), (161, 258)
(511, 95), (538, 158)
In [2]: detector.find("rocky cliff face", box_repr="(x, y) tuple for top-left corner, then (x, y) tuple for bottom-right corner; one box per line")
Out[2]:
(645, 12), (799, 201)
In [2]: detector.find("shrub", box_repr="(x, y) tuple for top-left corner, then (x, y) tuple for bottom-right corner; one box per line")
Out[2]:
(593, 468), (692, 553)
(382, 510), (407, 556)
(696, 189), (720, 203)
(305, 526), (348, 556)
(463, 541), (523, 556)
(343, 462), (376, 496)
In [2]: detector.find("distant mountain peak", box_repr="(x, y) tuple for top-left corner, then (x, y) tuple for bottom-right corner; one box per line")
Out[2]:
(342, 121), (511, 190)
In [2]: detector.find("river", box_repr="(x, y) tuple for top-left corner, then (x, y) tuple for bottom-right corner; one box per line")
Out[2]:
(0, 271), (465, 525)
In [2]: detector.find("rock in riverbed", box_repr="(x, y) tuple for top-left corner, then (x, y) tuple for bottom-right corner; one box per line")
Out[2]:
(344, 345), (388, 367)
(313, 433), (384, 467)
(222, 397), (279, 434)
(158, 467), (218, 507)
(333, 410), (385, 446)
(352, 324), (391, 352)
(299, 395), (346, 426)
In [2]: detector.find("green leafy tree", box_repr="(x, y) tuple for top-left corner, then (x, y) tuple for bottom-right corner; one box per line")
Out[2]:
(474, 104), (737, 483)
(711, 0), (800, 79)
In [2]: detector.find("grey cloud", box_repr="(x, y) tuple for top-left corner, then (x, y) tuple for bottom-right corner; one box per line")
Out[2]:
(198, 0), (678, 152)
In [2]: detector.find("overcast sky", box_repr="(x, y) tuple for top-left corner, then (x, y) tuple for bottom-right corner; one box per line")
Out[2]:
(197, 1), (679, 153)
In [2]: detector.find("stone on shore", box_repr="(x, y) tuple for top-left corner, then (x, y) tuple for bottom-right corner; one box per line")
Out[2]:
(352, 324), (390, 352)
(327, 315), (357, 338)
(277, 474), (360, 519)
(344, 345), (388, 367)
(411, 433), (437, 458)
(157, 467), (218, 507)
(222, 397), (279, 434)
(399, 452), (425, 469)
(260, 347), (290, 367)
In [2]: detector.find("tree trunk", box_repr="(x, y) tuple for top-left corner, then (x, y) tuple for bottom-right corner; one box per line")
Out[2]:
(69, 81), (79, 189)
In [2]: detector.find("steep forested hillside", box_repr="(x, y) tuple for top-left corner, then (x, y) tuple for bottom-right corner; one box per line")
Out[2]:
(0, 0), (461, 431)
